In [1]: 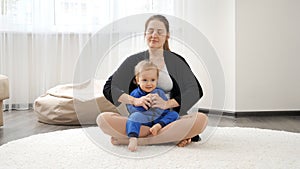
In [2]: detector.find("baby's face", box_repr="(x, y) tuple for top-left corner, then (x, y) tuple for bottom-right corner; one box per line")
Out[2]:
(137, 69), (158, 93)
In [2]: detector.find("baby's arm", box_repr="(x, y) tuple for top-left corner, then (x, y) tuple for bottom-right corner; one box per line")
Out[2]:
(126, 89), (149, 114)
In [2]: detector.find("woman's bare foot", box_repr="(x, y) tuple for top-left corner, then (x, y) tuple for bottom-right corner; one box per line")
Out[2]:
(128, 137), (138, 152)
(149, 124), (162, 136)
(111, 137), (119, 145)
(111, 137), (129, 145)
(177, 138), (192, 147)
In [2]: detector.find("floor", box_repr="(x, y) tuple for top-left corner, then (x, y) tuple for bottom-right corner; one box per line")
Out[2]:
(1, 109), (300, 145)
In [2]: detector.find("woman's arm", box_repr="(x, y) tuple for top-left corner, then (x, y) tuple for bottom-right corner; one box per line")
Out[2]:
(165, 51), (203, 115)
(102, 52), (147, 106)
(118, 93), (151, 110)
(149, 89), (179, 110)
(165, 99), (180, 109)
(103, 75), (113, 103)
(150, 94), (179, 110)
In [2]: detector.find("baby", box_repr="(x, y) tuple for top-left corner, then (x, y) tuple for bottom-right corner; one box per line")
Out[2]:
(126, 60), (179, 151)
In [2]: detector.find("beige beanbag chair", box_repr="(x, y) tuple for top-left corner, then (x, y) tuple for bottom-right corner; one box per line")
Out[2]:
(34, 79), (119, 125)
(0, 75), (10, 126)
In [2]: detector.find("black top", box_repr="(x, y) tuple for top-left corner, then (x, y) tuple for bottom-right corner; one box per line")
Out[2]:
(103, 50), (203, 116)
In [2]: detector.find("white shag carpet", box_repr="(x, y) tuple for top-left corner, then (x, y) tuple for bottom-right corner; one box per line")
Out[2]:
(0, 127), (299, 169)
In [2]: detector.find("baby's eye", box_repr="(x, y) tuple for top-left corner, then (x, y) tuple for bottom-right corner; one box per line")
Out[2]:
(142, 79), (147, 82)
(151, 79), (156, 82)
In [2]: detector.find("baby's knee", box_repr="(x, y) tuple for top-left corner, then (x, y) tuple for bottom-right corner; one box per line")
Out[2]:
(128, 112), (145, 121)
(168, 111), (179, 120)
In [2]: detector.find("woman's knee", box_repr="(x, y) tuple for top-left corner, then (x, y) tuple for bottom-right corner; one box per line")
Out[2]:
(197, 112), (208, 121)
(96, 112), (116, 128)
(196, 112), (208, 132)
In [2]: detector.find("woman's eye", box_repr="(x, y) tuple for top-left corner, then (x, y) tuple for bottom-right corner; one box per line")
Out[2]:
(146, 29), (154, 34)
(157, 30), (165, 35)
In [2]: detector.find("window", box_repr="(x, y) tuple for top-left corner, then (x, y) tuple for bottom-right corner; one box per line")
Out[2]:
(0, 0), (33, 25)
(1, 0), (174, 31)
(54, 0), (110, 26)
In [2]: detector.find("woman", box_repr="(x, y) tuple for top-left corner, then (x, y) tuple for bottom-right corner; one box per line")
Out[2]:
(97, 14), (208, 147)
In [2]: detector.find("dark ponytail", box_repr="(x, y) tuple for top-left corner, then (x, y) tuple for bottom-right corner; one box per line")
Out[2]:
(163, 39), (170, 51)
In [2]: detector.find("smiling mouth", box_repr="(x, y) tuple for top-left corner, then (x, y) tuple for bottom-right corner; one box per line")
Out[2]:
(145, 87), (153, 90)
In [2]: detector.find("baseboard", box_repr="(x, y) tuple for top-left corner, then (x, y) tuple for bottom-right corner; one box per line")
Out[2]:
(234, 110), (300, 117)
(4, 104), (300, 117)
(198, 108), (235, 117)
(198, 108), (300, 117)
(3, 103), (33, 111)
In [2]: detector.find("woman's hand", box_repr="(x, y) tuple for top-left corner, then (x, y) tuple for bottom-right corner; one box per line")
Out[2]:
(132, 95), (152, 110)
(148, 93), (168, 110)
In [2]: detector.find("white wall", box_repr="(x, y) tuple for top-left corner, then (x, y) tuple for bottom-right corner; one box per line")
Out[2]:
(236, 0), (300, 111)
(174, 0), (236, 111)
(176, 0), (300, 112)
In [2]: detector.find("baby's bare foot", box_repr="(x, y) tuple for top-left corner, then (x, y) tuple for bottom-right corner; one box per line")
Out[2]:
(149, 124), (162, 136)
(128, 137), (138, 152)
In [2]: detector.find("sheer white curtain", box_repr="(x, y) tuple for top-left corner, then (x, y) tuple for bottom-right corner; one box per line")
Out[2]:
(0, 0), (175, 110)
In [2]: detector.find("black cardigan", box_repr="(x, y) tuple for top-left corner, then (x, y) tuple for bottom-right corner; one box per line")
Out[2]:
(103, 50), (203, 116)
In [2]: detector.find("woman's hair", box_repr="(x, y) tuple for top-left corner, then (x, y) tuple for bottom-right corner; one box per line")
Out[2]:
(144, 14), (170, 51)
(135, 60), (159, 78)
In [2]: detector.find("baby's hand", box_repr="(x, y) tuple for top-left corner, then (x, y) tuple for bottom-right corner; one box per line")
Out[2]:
(145, 94), (154, 106)
(133, 96), (152, 110)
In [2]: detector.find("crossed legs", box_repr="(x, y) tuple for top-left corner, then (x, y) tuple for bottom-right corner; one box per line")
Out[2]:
(96, 112), (208, 146)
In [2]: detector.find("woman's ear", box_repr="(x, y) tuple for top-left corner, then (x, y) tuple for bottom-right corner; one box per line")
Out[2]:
(166, 32), (170, 39)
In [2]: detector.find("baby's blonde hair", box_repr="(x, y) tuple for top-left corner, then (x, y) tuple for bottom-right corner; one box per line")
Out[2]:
(135, 60), (159, 78)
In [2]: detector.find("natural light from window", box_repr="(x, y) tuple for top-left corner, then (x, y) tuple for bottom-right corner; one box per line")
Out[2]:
(0, 0), (174, 32)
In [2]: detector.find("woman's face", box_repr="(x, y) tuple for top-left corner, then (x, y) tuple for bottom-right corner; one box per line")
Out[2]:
(145, 20), (169, 49)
